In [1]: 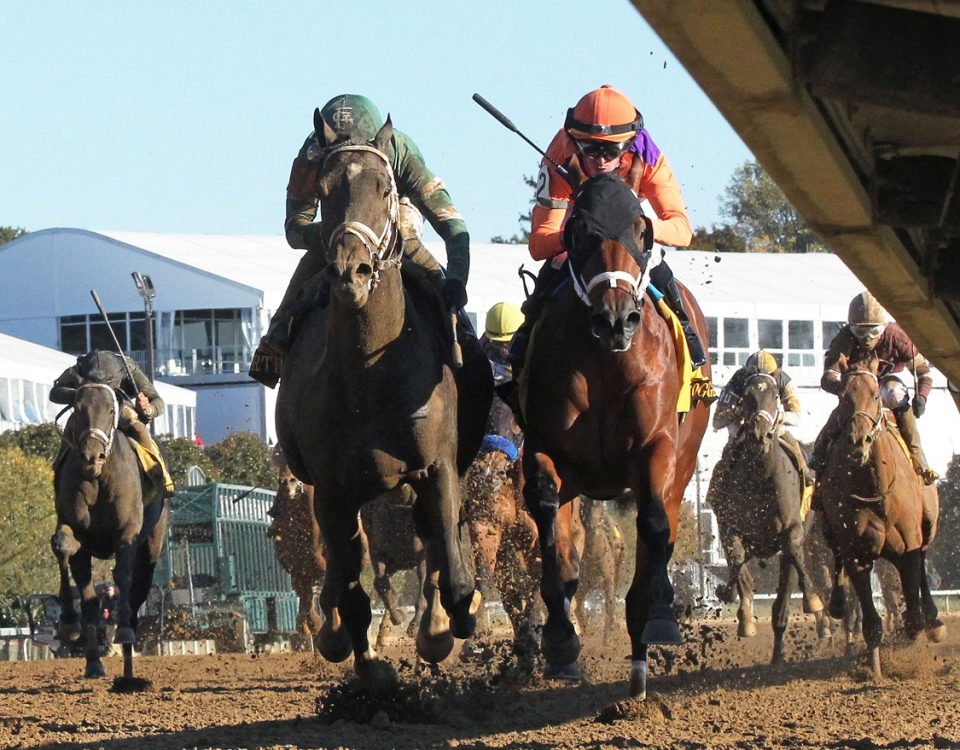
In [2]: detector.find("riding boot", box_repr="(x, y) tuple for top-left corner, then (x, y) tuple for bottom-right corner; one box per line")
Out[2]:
(808, 407), (841, 476)
(781, 431), (814, 486)
(656, 273), (717, 405)
(895, 407), (939, 486)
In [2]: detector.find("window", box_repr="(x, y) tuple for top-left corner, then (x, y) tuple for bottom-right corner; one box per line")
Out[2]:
(822, 321), (845, 348)
(787, 320), (816, 367)
(58, 311), (149, 358)
(723, 318), (748, 348)
(758, 319), (783, 350)
(706, 317), (718, 349)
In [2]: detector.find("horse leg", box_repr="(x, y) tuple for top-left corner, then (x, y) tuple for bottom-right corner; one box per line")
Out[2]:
(771, 551), (797, 665)
(725, 536), (755, 637)
(315, 505), (371, 668)
(418, 462), (479, 647)
(67, 549), (105, 679)
(372, 566), (400, 650)
(847, 562), (883, 678)
(407, 558), (428, 639)
(892, 549), (925, 640)
(523, 454), (580, 677)
(111, 537), (138, 646)
(875, 559), (903, 635)
(602, 555), (619, 647)
(919, 551), (946, 642)
(51, 525), (81, 644)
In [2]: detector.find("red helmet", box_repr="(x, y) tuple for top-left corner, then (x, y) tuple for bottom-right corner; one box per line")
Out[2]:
(564, 84), (643, 143)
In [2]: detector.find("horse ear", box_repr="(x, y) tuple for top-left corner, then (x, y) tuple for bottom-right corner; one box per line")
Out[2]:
(373, 115), (393, 152)
(314, 108), (338, 147)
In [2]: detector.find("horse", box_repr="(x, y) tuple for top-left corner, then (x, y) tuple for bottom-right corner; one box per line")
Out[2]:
(517, 173), (710, 697)
(816, 354), (945, 677)
(578, 498), (627, 647)
(51, 383), (169, 682)
(266, 448), (326, 651)
(274, 112), (492, 679)
(707, 371), (824, 663)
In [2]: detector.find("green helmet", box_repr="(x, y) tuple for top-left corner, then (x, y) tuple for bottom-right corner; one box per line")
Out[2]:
(319, 94), (384, 140)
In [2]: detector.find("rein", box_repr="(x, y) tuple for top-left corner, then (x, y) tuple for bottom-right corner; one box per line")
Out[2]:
(323, 143), (401, 291)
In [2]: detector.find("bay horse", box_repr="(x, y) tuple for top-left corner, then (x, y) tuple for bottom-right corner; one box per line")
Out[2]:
(579, 498), (627, 647)
(52, 383), (169, 682)
(817, 354), (945, 677)
(266, 447), (326, 651)
(517, 173), (709, 697)
(707, 372), (823, 663)
(275, 112), (492, 679)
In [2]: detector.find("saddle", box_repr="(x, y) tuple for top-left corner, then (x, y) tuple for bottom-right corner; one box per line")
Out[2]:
(777, 436), (813, 520)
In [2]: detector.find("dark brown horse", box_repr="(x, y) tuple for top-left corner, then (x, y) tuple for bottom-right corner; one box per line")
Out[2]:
(52, 383), (169, 682)
(817, 355), (945, 676)
(517, 173), (709, 697)
(266, 448), (326, 651)
(708, 372), (823, 663)
(275, 113), (492, 679)
(578, 498), (627, 647)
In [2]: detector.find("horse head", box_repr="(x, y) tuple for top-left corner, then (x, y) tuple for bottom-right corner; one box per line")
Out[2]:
(736, 373), (784, 452)
(563, 173), (652, 352)
(838, 355), (884, 466)
(72, 384), (119, 480)
(313, 109), (401, 309)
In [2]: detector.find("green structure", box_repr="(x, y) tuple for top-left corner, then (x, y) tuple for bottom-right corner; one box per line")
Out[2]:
(155, 483), (298, 643)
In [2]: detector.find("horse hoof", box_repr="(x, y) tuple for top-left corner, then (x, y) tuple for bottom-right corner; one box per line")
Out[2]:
(450, 591), (482, 640)
(84, 660), (106, 679)
(316, 624), (353, 663)
(642, 618), (683, 645)
(543, 662), (582, 681)
(115, 627), (136, 645)
(926, 621), (947, 643)
(803, 593), (824, 614)
(738, 620), (757, 638)
(416, 628), (455, 664)
(542, 631), (582, 665)
(818, 623), (833, 641)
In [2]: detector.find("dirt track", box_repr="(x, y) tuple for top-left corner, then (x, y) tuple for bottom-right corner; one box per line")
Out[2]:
(1, 612), (958, 750)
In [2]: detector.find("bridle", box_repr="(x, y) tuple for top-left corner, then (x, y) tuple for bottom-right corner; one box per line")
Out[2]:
(740, 372), (783, 440)
(842, 369), (886, 446)
(322, 143), (401, 291)
(569, 244), (660, 308)
(71, 383), (119, 458)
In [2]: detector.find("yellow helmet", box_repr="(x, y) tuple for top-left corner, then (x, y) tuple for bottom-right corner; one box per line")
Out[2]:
(485, 302), (524, 342)
(746, 350), (778, 375)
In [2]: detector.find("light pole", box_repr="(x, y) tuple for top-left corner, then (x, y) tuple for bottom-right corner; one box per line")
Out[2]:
(131, 272), (156, 384)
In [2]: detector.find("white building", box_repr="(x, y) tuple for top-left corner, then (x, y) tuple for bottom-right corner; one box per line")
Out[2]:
(0, 332), (196, 438)
(0, 228), (957, 475)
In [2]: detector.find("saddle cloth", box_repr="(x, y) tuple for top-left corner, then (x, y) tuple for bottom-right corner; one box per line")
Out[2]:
(653, 297), (702, 413)
(128, 437), (167, 507)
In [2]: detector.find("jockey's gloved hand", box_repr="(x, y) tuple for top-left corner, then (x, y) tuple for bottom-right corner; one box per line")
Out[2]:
(442, 278), (468, 310)
(912, 394), (926, 417)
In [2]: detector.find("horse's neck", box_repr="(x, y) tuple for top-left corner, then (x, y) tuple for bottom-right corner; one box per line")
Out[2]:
(328, 268), (406, 365)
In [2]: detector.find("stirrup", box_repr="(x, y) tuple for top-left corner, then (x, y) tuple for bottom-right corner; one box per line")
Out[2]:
(690, 377), (718, 406)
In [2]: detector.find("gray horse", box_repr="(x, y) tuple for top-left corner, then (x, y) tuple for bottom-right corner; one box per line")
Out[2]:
(275, 113), (492, 681)
(52, 383), (169, 682)
(708, 372), (823, 664)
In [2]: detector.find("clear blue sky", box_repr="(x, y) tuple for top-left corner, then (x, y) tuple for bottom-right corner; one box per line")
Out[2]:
(2, 1), (752, 244)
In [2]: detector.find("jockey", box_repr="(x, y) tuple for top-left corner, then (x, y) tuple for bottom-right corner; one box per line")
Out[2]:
(480, 301), (525, 456)
(250, 93), (471, 388)
(809, 291), (939, 486)
(49, 350), (175, 497)
(509, 84), (717, 404)
(713, 349), (811, 484)
(481, 301), (524, 385)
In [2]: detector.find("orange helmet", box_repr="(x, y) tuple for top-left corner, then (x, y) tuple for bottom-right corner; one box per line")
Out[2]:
(564, 84), (643, 143)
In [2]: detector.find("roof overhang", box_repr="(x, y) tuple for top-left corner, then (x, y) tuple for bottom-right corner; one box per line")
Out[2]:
(633, 0), (960, 383)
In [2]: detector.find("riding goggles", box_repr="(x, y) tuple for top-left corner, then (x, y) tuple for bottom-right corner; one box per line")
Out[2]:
(851, 323), (887, 342)
(575, 139), (632, 161)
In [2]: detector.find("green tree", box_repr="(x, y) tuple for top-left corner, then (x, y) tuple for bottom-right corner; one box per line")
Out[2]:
(929, 455), (960, 588)
(155, 435), (220, 487)
(0, 226), (27, 245)
(0, 423), (62, 463)
(205, 432), (273, 488)
(709, 160), (829, 253)
(491, 175), (537, 244)
(0, 446), (59, 593)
